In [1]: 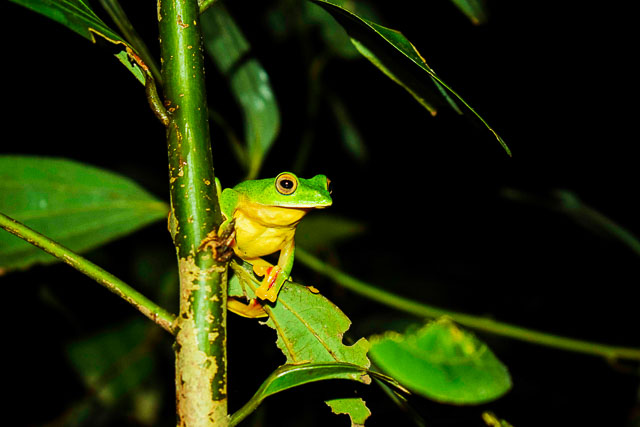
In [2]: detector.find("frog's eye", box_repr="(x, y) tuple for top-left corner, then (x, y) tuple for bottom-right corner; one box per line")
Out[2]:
(275, 173), (298, 195)
(326, 178), (332, 194)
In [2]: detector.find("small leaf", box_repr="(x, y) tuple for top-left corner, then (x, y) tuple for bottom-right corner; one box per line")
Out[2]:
(9, 0), (148, 85)
(0, 156), (167, 271)
(449, 0), (489, 25)
(231, 362), (405, 426)
(230, 261), (371, 424)
(369, 317), (511, 404)
(201, 4), (280, 179)
(309, 0), (510, 155)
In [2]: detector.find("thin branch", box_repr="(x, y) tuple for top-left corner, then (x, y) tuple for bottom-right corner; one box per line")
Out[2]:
(296, 248), (640, 362)
(0, 212), (176, 334)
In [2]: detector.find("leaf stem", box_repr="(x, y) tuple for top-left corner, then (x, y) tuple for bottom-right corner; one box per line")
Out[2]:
(0, 212), (176, 334)
(296, 248), (640, 362)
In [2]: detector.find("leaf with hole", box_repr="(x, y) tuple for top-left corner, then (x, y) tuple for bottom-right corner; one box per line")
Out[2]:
(369, 317), (512, 404)
(230, 260), (372, 425)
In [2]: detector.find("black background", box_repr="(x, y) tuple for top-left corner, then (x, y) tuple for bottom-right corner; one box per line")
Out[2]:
(2, 1), (639, 426)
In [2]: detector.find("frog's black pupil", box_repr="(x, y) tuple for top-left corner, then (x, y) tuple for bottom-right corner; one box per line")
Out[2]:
(281, 179), (294, 189)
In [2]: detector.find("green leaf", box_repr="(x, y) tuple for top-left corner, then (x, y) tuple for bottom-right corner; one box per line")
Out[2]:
(231, 362), (406, 426)
(0, 156), (168, 271)
(449, 0), (488, 25)
(369, 318), (512, 404)
(9, 0), (148, 85)
(201, 4), (280, 179)
(308, 0), (511, 156)
(301, 0), (380, 59)
(230, 261), (372, 425)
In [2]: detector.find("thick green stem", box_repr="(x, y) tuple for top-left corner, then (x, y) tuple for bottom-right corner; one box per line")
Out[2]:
(0, 212), (176, 333)
(158, 0), (227, 425)
(296, 249), (640, 362)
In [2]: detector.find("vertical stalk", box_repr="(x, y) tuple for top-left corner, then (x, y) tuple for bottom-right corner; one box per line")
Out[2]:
(158, 0), (227, 425)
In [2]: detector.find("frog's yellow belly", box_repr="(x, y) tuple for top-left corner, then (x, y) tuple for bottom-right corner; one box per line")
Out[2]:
(232, 208), (301, 259)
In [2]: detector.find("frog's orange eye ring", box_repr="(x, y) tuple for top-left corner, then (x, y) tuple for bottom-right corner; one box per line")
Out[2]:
(275, 173), (298, 195)
(326, 178), (332, 194)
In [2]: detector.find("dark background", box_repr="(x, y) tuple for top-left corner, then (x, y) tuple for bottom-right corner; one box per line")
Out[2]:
(2, 1), (639, 426)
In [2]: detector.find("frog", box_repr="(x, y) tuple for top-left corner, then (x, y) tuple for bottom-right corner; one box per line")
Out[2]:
(216, 172), (332, 318)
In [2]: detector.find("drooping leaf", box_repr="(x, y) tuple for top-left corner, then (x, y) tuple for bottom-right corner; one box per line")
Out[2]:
(230, 362), (407, 426)
(301, 0), (380, 59)
(308, 0), (510, 156)
(201, 4), (280, 179)
(369, 317), (512, 404)
(230, 261), (372, 425)
(449, 0), (488, 25)
(9, 0), (147, 85)
(0, 156), (167, 271)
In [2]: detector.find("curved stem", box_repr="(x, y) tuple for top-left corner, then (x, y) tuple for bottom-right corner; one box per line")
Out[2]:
(0, 212), (176, 334)
(296, 248), (640, 362)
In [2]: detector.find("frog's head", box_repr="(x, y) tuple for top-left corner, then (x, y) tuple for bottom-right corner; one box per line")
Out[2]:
(237, 172), (332, 208)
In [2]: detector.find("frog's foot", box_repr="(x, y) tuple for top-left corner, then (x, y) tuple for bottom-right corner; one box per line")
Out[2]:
(228, 297), (267, 318)
(199, 219), (236, 262)
(250, 258), (273, 277)
(255, 266), (285, 303)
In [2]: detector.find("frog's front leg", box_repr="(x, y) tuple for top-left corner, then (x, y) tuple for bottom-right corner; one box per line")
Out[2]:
(254, 240), (295, 303)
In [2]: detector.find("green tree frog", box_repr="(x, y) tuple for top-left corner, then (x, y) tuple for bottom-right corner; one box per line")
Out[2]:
(218, 172), (332, 317)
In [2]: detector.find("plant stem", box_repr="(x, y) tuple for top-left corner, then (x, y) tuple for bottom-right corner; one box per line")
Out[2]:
(158, 0), (228, 425)
(296, 248), (640, 362)
(0, 212), (176, 333)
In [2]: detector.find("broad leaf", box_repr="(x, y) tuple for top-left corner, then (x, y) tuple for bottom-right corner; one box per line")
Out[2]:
(0, 156), (167, 271)
(230, 261), (371, 425)
(9, 0), (147, 85)
(201, 4), (280, 179)
(309, 0), (510, 156)
(230, 362), (407, 426)
(369, 318), (512, 404)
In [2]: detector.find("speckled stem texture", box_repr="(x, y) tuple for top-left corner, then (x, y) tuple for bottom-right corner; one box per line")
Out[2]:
(158, 0), (228, 425)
